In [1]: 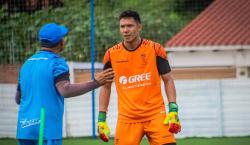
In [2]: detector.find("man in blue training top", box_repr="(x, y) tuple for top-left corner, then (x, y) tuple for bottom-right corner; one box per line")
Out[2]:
(15, 23), (114, 145)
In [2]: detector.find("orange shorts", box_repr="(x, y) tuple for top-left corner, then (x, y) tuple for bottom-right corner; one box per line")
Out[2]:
(114, 113), (176, 145)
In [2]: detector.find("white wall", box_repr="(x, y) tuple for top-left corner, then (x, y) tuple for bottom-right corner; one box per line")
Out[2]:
(0, 84), (18, 138)
(168, 50), (250, 67)
(1, 79), (250, 138)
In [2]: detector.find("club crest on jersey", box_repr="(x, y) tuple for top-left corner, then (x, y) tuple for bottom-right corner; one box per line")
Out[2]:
(141, 52), (148, 65)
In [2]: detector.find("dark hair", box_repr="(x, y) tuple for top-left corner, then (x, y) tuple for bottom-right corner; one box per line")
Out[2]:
(40, 40), (60, 48)
(119, 10), (141, 23)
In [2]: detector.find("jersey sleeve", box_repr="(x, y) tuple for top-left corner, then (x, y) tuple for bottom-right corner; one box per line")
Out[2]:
(103, 50), (112, 70)
(53, 57), (70, 83)
(154, 43), (171, 75)
(154, 43), (168, 59)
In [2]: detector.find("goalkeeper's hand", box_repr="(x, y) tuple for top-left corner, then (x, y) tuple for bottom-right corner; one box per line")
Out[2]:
(163, 102), (181, 134)
(97, 112), (110, 142)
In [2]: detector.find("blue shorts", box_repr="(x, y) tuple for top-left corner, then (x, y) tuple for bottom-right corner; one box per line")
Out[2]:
(18, 139), (62, 145)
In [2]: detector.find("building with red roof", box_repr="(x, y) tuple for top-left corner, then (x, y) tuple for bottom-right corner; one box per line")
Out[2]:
(166, 0), (250, 79)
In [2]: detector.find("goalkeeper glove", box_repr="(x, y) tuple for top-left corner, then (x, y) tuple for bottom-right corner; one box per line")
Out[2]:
(163, 102), (181, 134)
(97, 112), (110, 142)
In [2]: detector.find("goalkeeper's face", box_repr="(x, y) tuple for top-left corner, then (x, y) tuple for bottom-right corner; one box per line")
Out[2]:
(119, 17), (142, 43)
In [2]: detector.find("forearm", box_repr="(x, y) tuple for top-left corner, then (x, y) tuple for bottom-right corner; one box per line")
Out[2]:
(56, 80), (100, 98)
(99, 83), (112, 112)
(162, 73), (177, 103)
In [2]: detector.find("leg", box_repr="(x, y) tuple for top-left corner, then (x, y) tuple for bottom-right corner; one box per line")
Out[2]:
(115, 120), (144, 145)
(144, 113), (176, 145)
(43, 139), (62, 145)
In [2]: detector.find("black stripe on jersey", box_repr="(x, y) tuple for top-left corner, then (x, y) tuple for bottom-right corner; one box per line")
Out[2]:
(157, 56), (171, 75)
(55, 72), (70, 84)
(103, 61), (112, 70)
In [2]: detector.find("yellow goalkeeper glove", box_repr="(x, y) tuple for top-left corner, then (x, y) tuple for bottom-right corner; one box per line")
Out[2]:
(163, 102), (181, 134)
(97, 112), (110, 142)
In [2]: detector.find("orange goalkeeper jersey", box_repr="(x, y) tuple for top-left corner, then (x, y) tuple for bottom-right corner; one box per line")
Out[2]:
(103, 39), (168, 122)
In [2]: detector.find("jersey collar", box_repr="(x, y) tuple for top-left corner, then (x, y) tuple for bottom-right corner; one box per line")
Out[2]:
(122, 38), (143, 52)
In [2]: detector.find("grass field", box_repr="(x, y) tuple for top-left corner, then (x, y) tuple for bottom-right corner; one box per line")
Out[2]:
(1, 136), (250, 145)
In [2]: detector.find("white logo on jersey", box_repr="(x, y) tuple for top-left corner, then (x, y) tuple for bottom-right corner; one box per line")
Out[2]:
(28, 57), (48, 61)
(119, 73), (151, 85)
(20, 118), (40, 128)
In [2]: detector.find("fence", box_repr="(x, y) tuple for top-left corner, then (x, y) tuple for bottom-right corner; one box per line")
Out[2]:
(1, 78), (250, 138)
(0, 0), (213, 64)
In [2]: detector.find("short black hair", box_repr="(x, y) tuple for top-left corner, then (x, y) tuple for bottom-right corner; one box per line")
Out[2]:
(40, 39), (63, 48)
(119, 10), (141, 23)
(40, 40), (59, 48)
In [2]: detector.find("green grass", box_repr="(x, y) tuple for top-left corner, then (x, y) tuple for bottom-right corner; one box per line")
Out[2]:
(1, 136), (250, 145)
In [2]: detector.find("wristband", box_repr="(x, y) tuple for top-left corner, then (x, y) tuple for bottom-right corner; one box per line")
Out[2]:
(169, 102), (178, 112)
(98, 111), (106, 122)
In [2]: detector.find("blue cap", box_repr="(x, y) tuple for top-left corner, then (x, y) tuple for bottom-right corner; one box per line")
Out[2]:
(38, 23), (68, 48)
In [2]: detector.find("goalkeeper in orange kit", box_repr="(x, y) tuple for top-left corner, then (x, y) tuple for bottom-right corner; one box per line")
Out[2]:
(97, 10), (181, 145)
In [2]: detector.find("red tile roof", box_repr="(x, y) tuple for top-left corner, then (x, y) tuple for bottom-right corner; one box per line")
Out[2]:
(166, 0), (250, 48)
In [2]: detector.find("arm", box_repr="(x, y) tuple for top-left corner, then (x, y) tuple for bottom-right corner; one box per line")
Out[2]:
(56, 68), (114, 98)
(99, 82), (112, 112)
(161, 72), (177, 103)
(56, 80), (99, 98)
(154, 43), (181, 133)
(162, 72), (181, 134)
(154, 42), (176, 103)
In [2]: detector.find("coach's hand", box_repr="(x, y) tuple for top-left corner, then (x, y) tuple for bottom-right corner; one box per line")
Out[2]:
(97, 112), (110, 142)
(95, 68), (114, 85)
(164, 102), (181, 134)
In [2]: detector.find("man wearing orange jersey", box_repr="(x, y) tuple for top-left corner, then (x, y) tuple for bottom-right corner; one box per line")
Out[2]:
(97, 10), (181, 145)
